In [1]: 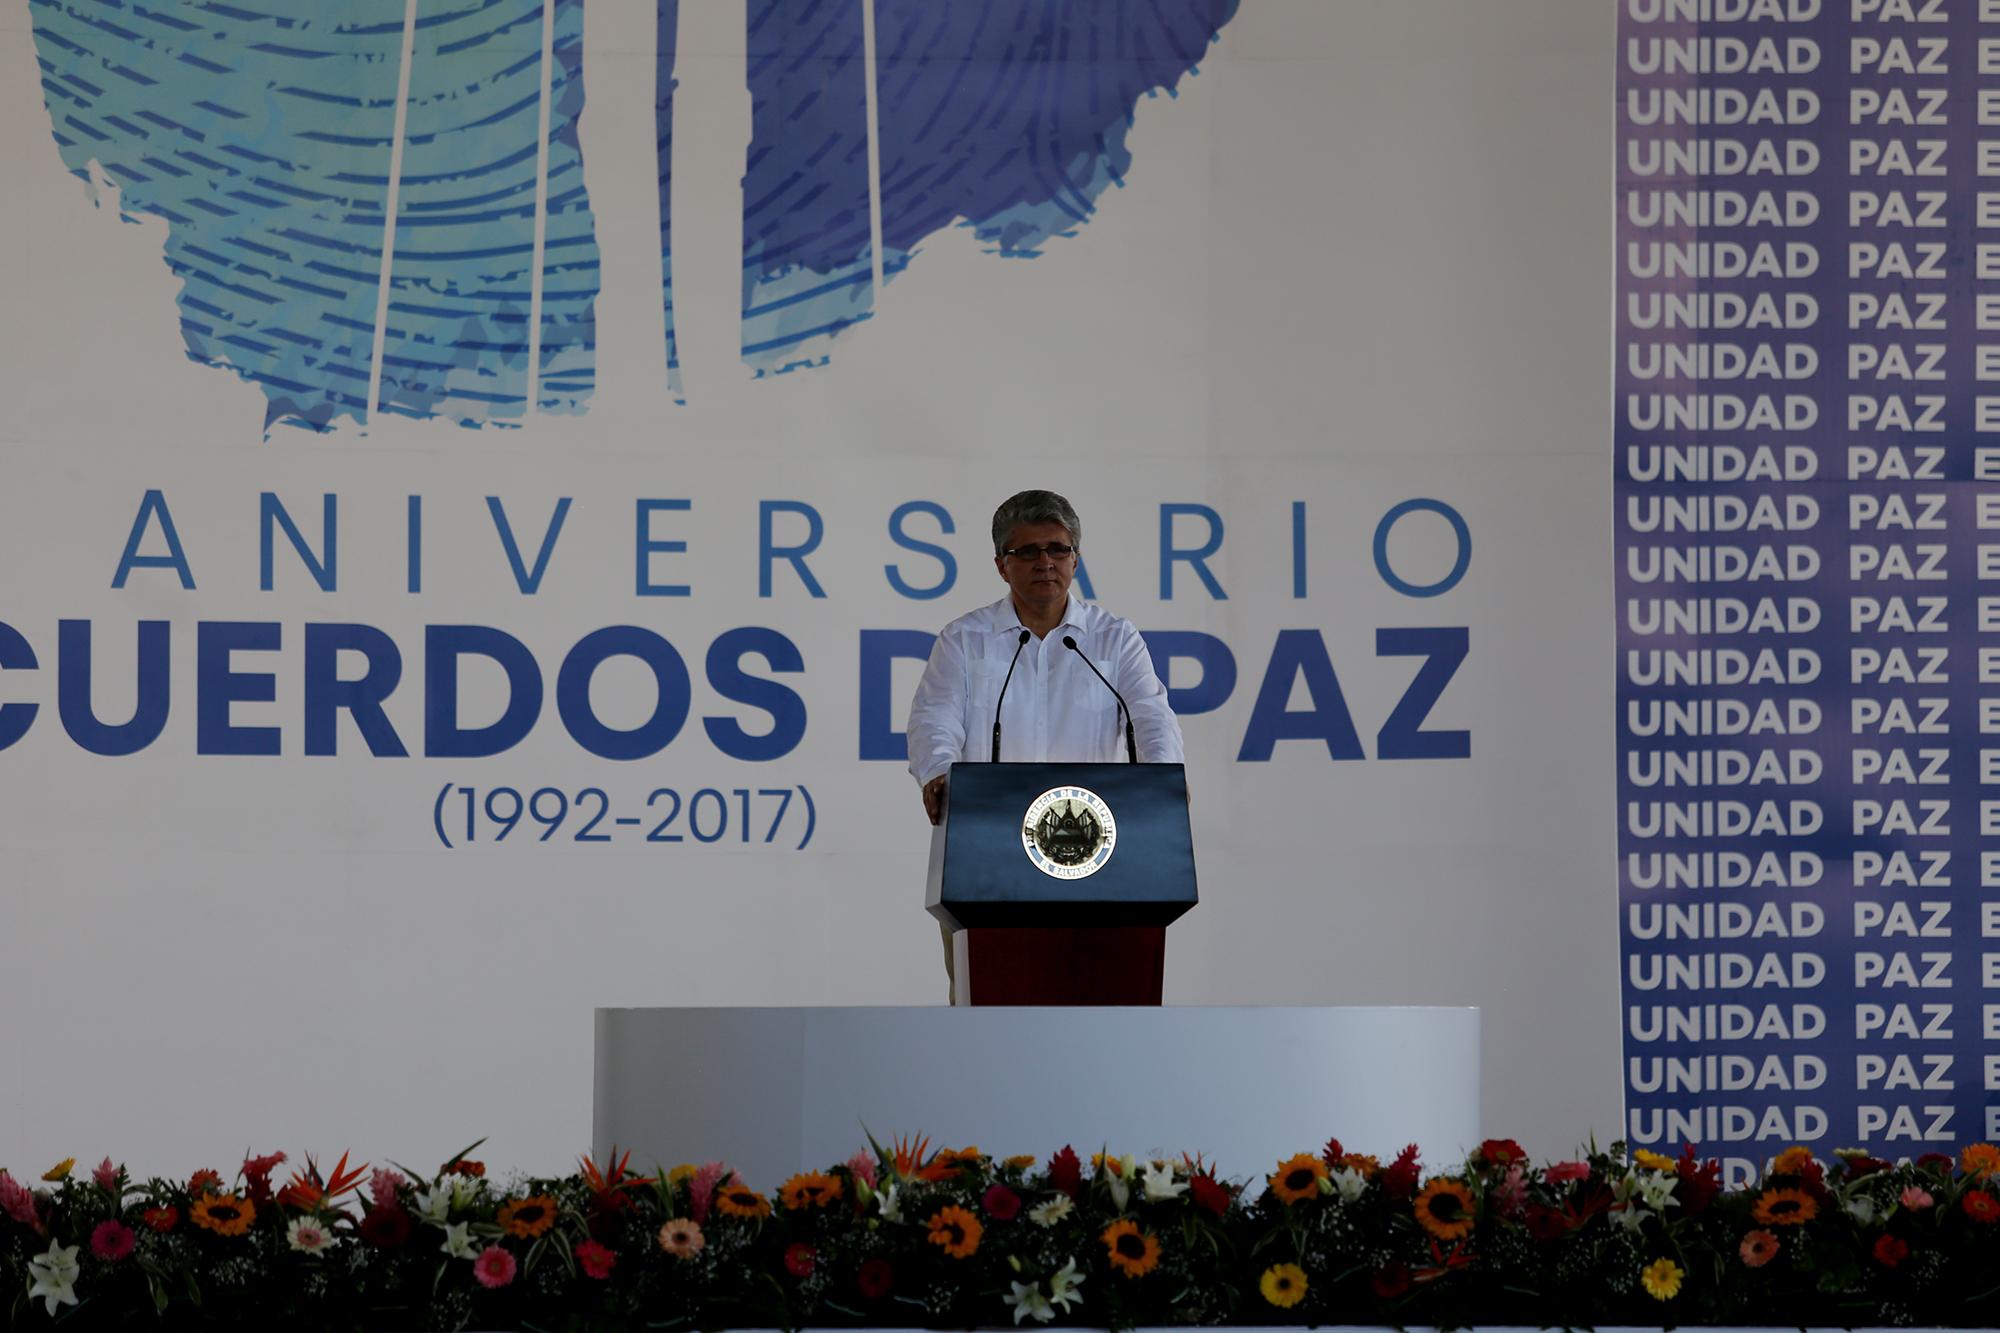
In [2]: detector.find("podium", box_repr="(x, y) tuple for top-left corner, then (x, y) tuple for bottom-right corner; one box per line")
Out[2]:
(925, 762), (1195, 1005)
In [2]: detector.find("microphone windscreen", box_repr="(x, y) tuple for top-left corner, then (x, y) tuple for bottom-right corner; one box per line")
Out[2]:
(1061, 635), (1077, 649)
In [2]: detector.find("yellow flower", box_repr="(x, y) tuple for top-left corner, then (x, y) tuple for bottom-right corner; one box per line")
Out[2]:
(713, 1183), (772, 1219)
(780, 1172), (844, 1210)
(1962, 1144), (2000, 1179)
(926, 1205), (982, 1259)
(190, 1192), (256, 1237)
(1641, 1257), (1684, 1301)
(1414, 1177), (1477, 1241)
(1005, 1154), (1037, 1170)
(1260, 1262), (1308, 1308)
(1633, 1149), (1677, 1172)
(667, 1164), (697, 1185)
(1771, 1146), (1814, 1177)
(1268, 1154), (1329, 1205)
(1101, 1219), (1161, 1277)
(1751, 1187), (1818, 1227)
(41, 1159), (74, 1183)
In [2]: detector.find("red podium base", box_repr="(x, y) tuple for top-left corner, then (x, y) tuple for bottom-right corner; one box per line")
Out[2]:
(959, 926), (1165, 1005)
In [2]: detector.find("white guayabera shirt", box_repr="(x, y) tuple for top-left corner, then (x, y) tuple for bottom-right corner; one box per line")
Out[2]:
(906, 595), (1185, 787)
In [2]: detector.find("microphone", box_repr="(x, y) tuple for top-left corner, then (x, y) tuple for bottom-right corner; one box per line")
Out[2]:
(991, 629), (1031, 762)
(1062, 635), (1136, 762)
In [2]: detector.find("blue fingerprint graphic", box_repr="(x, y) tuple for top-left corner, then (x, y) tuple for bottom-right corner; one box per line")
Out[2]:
(656, 0), (681, 400)
(28, 0), (600, 431)
(736, 0), (1241, 378)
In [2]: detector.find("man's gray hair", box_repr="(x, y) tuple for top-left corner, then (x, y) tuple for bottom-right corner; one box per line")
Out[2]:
(991, 490), (1082, 554)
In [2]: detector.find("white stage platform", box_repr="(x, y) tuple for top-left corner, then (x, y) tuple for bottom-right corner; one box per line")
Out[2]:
(594, 1006), (1480, 1187)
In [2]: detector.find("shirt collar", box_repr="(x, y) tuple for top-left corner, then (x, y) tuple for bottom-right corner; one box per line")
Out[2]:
(990, 594), (1089, 636)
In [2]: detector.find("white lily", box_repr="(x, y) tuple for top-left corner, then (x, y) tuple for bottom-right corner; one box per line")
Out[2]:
(1846, 1196), (1878, 1226)
(1106, 1154), (1136, 1211)
(876, 1182), (903, 1223)
(449, 1174), (483, 1208)
(1635, 1170), (1680, 1212)
(27, 1240), (80, 1317)
(414, 1185), (452, 1225)
(439, 1221), (479, 1259)
(1048, 1257), (1085, 1311)
(1004, 1280), (1054, 1324)
(1029, 1194), (1074, 1227)
(1331, 1167), (1368, 1204)
(1140, 1161), (1187, 1203)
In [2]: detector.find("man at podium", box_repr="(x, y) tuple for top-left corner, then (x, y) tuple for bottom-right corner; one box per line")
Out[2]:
(907, 490), (1185, 988)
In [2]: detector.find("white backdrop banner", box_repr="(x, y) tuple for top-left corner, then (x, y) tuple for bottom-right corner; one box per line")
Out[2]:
(0, 0), (1619, 1177)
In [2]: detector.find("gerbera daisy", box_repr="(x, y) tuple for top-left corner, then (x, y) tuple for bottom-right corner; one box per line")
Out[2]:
(1640, 1257), (1683, 1301)
(1100, 1219), (1161, 1277)
(1633, 1149), (1677, 1172)
(142, 1206), (179, 1234)
(1961, 1144), (2000, 1179)
(190, 1193), (255, 1237)
(713, 1183), (772, 1219)
(1751, 1187), (1818, 1227)
(473, 1245), (517, 1289)
(286, 1217), (333, 1254)
(1260, 1262), (1307, 1308)
(856, 1257), (895, 1300)
(779, 1172), (843, 1211)
(1962, 1190), (2000, 1224)
(925, 1205), (982, 1258)
(1739, 1229), (1779, 1267)
(1413, 1177), (1477, 1241)
(89, 1221), (135, 1263)
(1269, 1153), (1329, 1205)
(497, 1195), (558, 1239)
(784, 1242), (817, 1277)
(658, 1217), (704, 1258)
(576, 1239), (616, 1279)
(1874, 1234), (1909, 1267)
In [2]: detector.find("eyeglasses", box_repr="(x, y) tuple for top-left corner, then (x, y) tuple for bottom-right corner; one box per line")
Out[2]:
(1000, 543), (1076, 561)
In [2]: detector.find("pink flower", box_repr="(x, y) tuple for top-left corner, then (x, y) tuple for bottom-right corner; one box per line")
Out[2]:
(473, 1246), (518, 1289)
(0, 1171), (43, 1233)
(576, 1238), (617, 1280)
(92, 1158), (120, 1193)
(846, 1151), (879, 1189)
(689, 1162), (730, 1225)
(1492, 1163), (1528, 1219)
(370, 1168), (406, 1207)
(1901, 1185), (1934, 1211)
(91, 1219), (135, 1262)
(1544, 1161), (1590, 1185)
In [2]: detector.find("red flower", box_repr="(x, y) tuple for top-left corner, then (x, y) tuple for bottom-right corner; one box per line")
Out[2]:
(1873, 1234), (1910, 1268)
(1321, 1137), (1345, 1167)
(1384, 1145), (1422, 1201)
(1844, 1155), (1890, 1181)
(1962, 1190), (2000, 1224)
(1524, 1204), (1570, 1241)
(1676, 1145), (1722, 1217)
(277, 1180), (323, 1212)
(142, 1205), (179, 1233)
(359, 1204), (412, 1248)
(1371, 1262), (1412, 1299)
(447, 1158), (486, 1179)
(981, 1183), (1021, 1221)
(857, 1258), (895, 1300)
(785, 1242), (818, 1277)
(90, 1220), (135, 1262)
(1048, 1146), (1083, 1199)
(576, 1239), (617, 1280)
(1478, 1139), (1526, 1169)
(240, 1152), (287, 1206)
(187, 1170), (222, 1196)
(1916, 1152), (1954, 1175)
(1190, 1172), (1232, 1218)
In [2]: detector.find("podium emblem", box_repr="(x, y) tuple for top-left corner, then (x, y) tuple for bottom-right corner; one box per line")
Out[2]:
(1021, 787), (1117, 880)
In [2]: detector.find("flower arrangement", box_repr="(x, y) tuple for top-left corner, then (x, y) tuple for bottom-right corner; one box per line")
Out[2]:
(10, 1136), (2000, 1329)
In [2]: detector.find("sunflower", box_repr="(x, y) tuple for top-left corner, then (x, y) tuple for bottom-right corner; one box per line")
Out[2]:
(1641, 1257), (1683, 1301)
(1269, 1154), (1329, 1205)
(1633, 1149), (1677, 1172)
(780, 1172), (843, 1211)
(1101, 1219), (1161, 1277)
(1413, 1177), (1477, 1241)
(1260, 1262), (1308, 1308)
(497, 1195), (558, 1238)
(190, 1193), (256, 1237)
(1751, 1187), (1818, 1227)
(713, 1183), (772, 1219)
(1770, 1146), (1814, 1177)
(925, 1205), (982, 1259)
(1961, 1144), (2000, 1179)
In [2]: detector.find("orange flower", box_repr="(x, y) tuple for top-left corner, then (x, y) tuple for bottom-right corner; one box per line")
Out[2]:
(1338, 1153), (1380, 1179)
(713, 1183), (772, 1219)
(1414, 1178), (1477, 1241)
(1101, 1219), (1161, 1277)
(1739, 1229), (1779, 1267)
(780, 1172), (843, 1211)
(1961, 1144), (2000, 1179)
(1269, 1154), (1328, 1205)
(926, 1205), (982, 1258)
(1770, 1146), (1814, 1177)
(1751, 1187), (1818, 1227)
(920, 1146), (980, 1183)
(891, 1134), (933, 1179)
(498, 1195), (559, 1238)
(1005, 1154), (1037, 1170)
(190, 1193), (256, 1237)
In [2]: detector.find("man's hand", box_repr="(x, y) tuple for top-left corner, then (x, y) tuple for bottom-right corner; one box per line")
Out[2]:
(921, 774), (949, 825)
